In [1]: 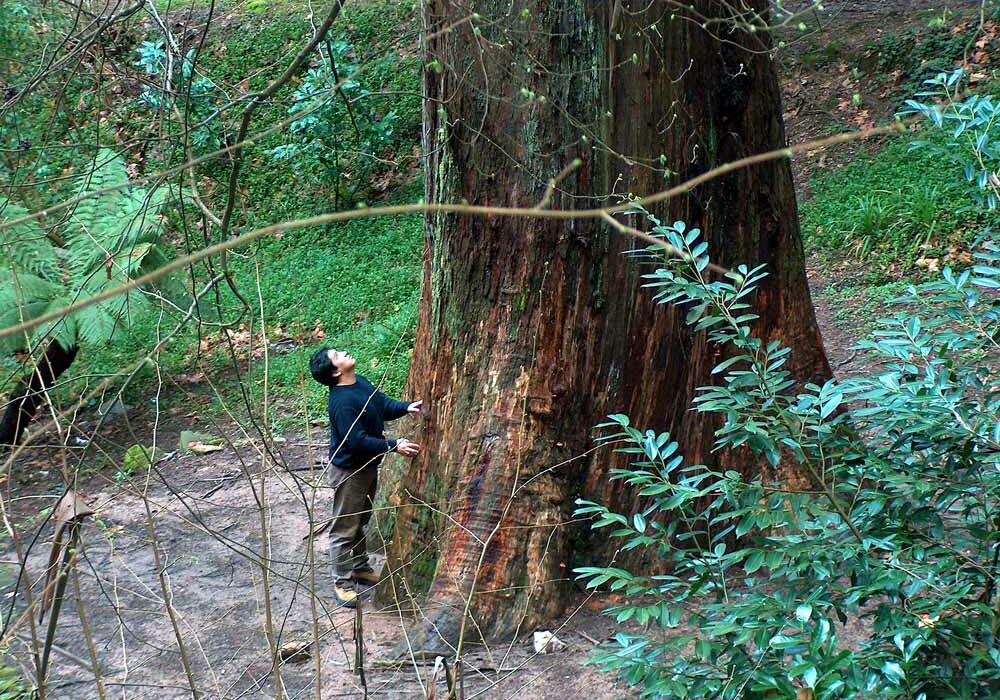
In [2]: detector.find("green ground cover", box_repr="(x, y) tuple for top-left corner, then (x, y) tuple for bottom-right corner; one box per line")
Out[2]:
(802, 135), (982, 271)
(799, 134), (987, 337)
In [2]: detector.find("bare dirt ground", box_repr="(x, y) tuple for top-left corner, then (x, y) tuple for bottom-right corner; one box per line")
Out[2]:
(780, 0), (969, 182)
(3, 437), (634, 699)
(0, 1), (992, 698)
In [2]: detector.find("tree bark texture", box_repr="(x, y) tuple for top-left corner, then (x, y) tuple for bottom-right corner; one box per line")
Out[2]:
(382, 0), (831, 646)
(0, 341), (78, 446)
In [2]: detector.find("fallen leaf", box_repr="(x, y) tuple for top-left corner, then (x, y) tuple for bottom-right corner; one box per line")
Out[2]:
(915, 256), (940, 272)
(188, 442), (224, 454)
(918, 614), (940, 629)
(180, 430), (225, 453)
(278, 642), (311, 663)
(944, 247), (973, 265)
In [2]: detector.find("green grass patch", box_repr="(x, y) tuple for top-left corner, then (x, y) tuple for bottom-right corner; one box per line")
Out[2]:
(801, 136), (983, 273)
(228, 190), (424, 422)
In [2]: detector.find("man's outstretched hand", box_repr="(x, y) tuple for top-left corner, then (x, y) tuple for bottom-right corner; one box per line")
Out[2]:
(396, 438), (421, 456)
(398, 402), (422, 455)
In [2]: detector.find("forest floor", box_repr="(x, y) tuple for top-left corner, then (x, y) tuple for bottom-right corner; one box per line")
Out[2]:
(1, 0), (993, 698)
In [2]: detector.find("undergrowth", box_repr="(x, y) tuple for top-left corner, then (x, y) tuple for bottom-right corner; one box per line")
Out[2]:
(802, 135), (982, 274)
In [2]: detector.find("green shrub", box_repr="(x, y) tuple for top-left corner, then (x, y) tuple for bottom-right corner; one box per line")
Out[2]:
(577, 218), (1000, 699)
(904, 70), (1000, 212)
(576, 85), (1000, 699)
(133, 39), (224, 153)
(0, 2), (32, 73)
(270, 39), (408, 208)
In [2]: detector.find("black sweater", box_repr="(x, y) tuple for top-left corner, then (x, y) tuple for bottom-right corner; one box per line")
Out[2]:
(327, 374), (410, 469)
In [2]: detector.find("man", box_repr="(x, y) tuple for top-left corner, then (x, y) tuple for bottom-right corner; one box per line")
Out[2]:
(309, 347), (422, 608)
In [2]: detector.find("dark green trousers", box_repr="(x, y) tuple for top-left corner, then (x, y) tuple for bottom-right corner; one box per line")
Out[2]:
(329, 464), (378, 585)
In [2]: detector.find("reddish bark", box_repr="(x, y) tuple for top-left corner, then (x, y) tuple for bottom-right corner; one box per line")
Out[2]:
(381, 1), (830, 646)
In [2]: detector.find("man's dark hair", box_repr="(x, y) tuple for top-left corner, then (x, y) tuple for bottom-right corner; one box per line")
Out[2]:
(310, 347), (337, 387)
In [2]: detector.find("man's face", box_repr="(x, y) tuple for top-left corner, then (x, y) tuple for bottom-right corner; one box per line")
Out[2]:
(327, 348), (356, 380)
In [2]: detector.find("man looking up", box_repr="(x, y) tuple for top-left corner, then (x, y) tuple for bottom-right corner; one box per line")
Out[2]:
(309, 347), (422, 608)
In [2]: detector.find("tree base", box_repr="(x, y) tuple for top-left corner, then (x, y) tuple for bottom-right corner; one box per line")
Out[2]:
(0, 342), (78, 446)
(382, 583), (488, 659)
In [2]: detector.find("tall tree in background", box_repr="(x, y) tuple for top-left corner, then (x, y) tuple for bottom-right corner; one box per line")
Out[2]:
(383, 1), (831, 645)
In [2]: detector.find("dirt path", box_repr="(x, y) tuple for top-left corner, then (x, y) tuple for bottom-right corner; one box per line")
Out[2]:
(3, 441), (633, 699)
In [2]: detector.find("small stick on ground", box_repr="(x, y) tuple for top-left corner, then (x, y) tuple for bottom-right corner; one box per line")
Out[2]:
(354, 600), (367, 698)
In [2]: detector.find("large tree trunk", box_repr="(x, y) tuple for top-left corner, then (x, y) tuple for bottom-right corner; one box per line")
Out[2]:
(0, 342), (78, 446)
(381, 1), (830, 647)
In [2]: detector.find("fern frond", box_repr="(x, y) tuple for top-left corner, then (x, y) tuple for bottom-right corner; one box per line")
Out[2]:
(74, 269), (151, 343)
(137, 245), (169, 277)
(118, 241), (154, 276)
(0, 200), (61, 281)
(19, 296), (77, 354)
(2, 151), (177, 355)
(119, 187), (168, 247)
(63, 150), (168, 278)
(66, 149), (130, 242)
(0, 268), (60, 309)
(0, 268), (61, 351)
(73, 301), (117, 346)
